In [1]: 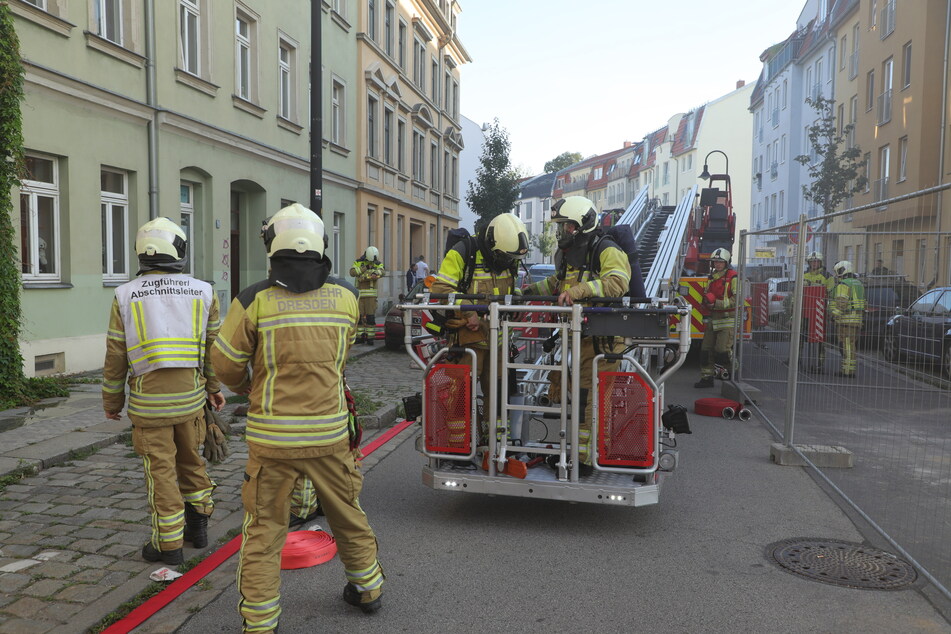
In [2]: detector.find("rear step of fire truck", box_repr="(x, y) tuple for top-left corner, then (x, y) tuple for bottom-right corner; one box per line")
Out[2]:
(406, 296), (690, 507)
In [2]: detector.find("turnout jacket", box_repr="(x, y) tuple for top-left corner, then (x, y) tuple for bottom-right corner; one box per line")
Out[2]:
(349, 259), (384, 298)
(831, 277), (866, 326)
(524, 240), (631, 301)
(210, 276), (359, 458)
(102, 271), (221, 427)
(703, 268), (739, 331)
(803, 268), (835, 294)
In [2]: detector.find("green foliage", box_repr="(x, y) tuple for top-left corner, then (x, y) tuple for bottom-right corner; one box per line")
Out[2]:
(544, 151), (583, 174)
(466, 119), (521, 235)
(0, 376), (70, 411)
(0, 3), (26, 408)
(529, 223), (557, 259)
(351, 389), (383, 415)
(794, 96), (868, 215)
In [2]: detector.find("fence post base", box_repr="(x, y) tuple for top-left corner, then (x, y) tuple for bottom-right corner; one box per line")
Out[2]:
(769, 443), (854, 468)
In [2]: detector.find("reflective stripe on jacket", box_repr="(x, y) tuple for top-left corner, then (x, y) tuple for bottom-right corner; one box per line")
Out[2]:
(525, 242), (631, 300)
(211, 278), (359, 457)
(832, 277), (866, 326)
(705, 269), (738, 331)
(114, 273), (215, 376)
(349, 260), (384, 298)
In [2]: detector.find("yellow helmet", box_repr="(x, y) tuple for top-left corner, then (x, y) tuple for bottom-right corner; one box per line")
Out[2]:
(365, 246), (380, 262)
(485, 214), (529, 260)
(135, 217), (187, 272)
(806, 251), (823, 263)
(710, 248), (731, 263)
(551, 196), (597, 234)
(833, 260), (853, 276)
(262, 203), (325, 258)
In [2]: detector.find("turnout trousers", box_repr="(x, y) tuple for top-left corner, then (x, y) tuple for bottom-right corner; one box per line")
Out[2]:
(836, 323), (860, 375)
(238, 443), (384, 632)
(357, 296), (378, 340)
(699, 322), (734, 379)
(132, 413), (215, 552)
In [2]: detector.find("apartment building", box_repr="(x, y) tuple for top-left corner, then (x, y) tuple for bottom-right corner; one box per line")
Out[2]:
(514, 172), (556, 265)
(10, 0), (356, 376)
(355, 0), (470, 306)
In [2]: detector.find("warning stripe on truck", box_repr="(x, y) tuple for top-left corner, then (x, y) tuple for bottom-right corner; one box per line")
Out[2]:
(670, 277), (752, 340)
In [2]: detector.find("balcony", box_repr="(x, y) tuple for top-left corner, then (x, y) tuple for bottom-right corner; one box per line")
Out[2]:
(877, 89), (892, 125)
(563, 180), (587, 193)
(881, 0), (895, 39)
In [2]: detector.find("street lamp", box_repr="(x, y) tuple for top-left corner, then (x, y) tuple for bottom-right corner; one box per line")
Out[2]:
(699, 150), (729, 180)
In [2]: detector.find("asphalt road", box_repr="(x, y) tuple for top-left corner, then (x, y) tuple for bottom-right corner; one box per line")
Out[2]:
(170, 361), (951, 634)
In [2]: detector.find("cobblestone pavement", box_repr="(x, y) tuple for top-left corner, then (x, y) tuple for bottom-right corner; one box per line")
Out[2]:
(0, 347), (422, 633)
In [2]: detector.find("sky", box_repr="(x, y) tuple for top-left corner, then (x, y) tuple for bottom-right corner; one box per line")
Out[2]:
(459, 0), (809, 176)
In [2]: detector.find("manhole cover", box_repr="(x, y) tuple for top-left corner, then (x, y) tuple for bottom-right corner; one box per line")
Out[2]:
(767, 538), (917, 590)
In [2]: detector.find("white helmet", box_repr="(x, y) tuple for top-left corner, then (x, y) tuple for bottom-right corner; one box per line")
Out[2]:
(551, 196), (598, 234)
(485, 214), (529, 260)
(710, 248), (731, 263)
(262, 203), (325, 258)
(365, 246), (380, 262)
(806, 251), (823, 263)
(834, 260), (853, 276)
(136, 217), (187, 272)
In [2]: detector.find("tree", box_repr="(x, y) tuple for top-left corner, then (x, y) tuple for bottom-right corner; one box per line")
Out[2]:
(466, 119), (521, 235)
(0, 4), (27, 406)
(795, 96), (867, 216)
(544, 151), (583, 174)
(529, 224), (557, 261)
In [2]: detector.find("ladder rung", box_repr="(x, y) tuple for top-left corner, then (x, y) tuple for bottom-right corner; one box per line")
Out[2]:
(503, 404), (562, 414)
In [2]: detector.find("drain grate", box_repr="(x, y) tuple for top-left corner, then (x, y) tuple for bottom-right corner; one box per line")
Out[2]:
(767, 538), (917, 590)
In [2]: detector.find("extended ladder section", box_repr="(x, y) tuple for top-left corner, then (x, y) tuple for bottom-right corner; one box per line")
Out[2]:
(642, 185), (698, 300)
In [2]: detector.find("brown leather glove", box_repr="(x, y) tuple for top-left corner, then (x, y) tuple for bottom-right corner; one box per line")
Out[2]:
(202, 405), (231, 464)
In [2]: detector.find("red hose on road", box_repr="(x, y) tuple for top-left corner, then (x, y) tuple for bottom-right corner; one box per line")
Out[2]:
(104, 418), (416, 634)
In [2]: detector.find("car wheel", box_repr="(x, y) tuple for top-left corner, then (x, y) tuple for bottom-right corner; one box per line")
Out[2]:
(883, 332), (902, 363)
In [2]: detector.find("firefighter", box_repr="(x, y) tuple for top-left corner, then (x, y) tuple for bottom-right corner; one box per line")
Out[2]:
(430, 213), (530, 443)
(830, 260), (865, 378)
(211, 204), (383, 631)
(350, 246), (385, 345)
(523, 196), (632, 475)
(102, 217), (225, 566)
(801, 252), (835, 373)
(694, 248), (739, 388)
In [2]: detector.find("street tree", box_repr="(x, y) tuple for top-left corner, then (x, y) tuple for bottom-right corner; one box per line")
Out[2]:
(529, 224), (557, 261)
(795, 96), (867, 216)
(544, 151), (583, 174)
(466, 119), (521, 235)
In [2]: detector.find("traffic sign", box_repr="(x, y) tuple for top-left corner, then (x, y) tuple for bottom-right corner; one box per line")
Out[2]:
(788, 223), (813, 245)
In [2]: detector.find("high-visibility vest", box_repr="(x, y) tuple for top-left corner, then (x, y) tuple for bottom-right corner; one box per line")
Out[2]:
(115, 273), (214, 376)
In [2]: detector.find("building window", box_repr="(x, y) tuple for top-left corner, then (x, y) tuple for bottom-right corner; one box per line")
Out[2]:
(332, 80), (344, 145)
(384, 3), (394, 57)
(180, 0), (201, 76)
(95, 0), (122, 45)
(180, 182), (195, 276)
(413, 129), (425, 182)
(430, 140), (439, 191)
(901, 41), (912, 89)
(382, 210), (392, 269)
(877, 145), (890, 201)
(278, 38), (297, 121)
(367, 94), (378, 158)
(383, 107), (393, 165)
(898, 136), (908, 182)
(398, 21), (406, 70)
(431, 57), (439, 102)
(331, 0), (345, 18)
(234, 11), (257, 101)
(23, 0), (46, 7)
(413, 37), (426, 88)
(367, 0), (376, 41)
(866, 69), (875, 111)
(101, 169), (129, 281)
(397, 119), (406, 172)
(20, 154), (60, 280)
(332, 212), (343, 275)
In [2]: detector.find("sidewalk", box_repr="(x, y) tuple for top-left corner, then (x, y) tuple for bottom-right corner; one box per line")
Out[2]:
(0, 344), (420, 634)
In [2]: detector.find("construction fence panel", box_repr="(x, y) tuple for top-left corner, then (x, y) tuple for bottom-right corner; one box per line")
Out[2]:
(736, 186), (951, 599)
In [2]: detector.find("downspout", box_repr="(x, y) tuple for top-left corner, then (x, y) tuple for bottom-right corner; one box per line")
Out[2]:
(145, 0), (158, 219)
(936, 0), (951, 285)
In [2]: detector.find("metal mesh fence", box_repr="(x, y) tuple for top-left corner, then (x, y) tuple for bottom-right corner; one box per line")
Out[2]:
(735, 185), (951, 598)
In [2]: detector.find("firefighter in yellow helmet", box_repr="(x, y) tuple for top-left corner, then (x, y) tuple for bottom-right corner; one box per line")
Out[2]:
(523, 196), (632, 475)
(211, 203), (384, 631)
(350, 246), (385, 345)
(695, 248), (739, 388)
(801, 252), (835, 373)
(830, 260), (865, 378)
(430, 213), (530, 444)
(102, 217), (224, 566)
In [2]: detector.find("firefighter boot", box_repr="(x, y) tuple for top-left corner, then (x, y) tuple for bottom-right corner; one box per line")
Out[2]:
(343, 582), (382, 614)
(183, 502), (209, 549)
(142, 542), (184, 566)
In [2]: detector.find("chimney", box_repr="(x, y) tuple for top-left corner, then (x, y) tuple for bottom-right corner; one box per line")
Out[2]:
(623, 141), (632, 148)
(736, 80), (746, 89)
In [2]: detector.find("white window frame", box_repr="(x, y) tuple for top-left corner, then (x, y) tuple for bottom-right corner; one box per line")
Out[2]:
(384, 2), (394, 57)
(236, 14), (251, 100)
(101, 169), (129, 282)
(95, 0), (123, 46)
(180, 0), (201, 76)
(383, 107), (393, 165)
(331, 79), (345, 145)
(180, 182), (195, 276)
(278, 36), (298, 121)
(430, 139), (439, 191)
(20, 153), (60, 282)
(898, 136), (908, 182)
(332, 212), (343, 275)
(367, 93), (379, 158)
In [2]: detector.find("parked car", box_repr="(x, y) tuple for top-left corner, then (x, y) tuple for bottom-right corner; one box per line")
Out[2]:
(766, 277), (793, 323)
(883, 286), (951, 378)
(858, 276), (921, 349)
(526, 263), (556, 287)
